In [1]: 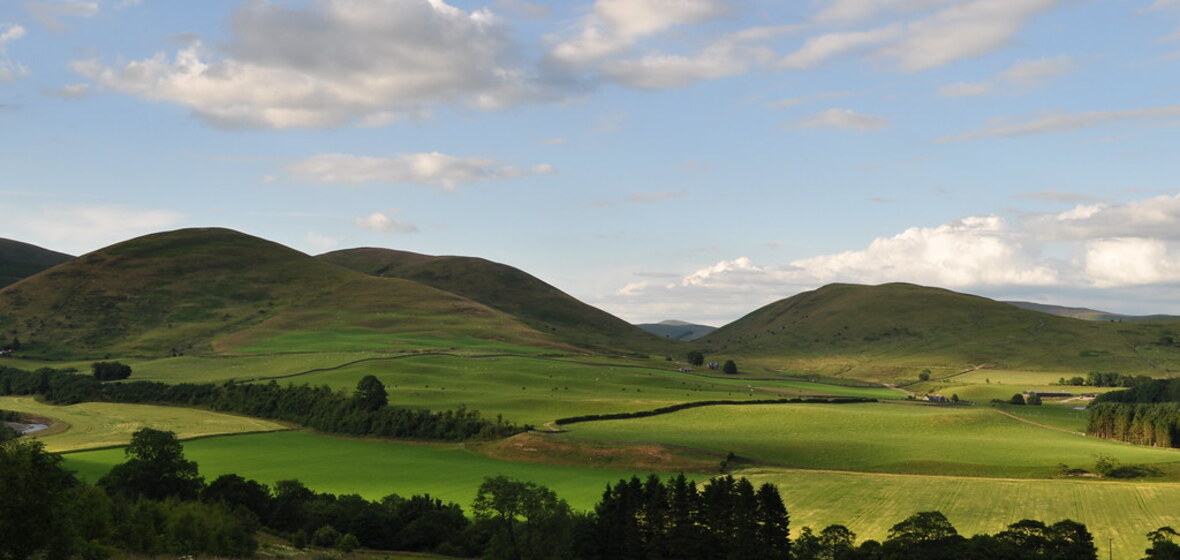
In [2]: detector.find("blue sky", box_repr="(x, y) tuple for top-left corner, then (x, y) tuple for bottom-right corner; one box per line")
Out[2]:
(3, 0), (1180, 325)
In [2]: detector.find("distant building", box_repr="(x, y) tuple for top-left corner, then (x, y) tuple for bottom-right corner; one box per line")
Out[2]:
(924, 394), (949, 403)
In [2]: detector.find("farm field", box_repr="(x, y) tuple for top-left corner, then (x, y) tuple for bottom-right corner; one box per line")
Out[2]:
(561, 401), (1180, 478)
(247, 354), (901, 426)
(59, 430), (1180, 560)
(0, 395), (287, 452)
(910, 368), (1126, 403)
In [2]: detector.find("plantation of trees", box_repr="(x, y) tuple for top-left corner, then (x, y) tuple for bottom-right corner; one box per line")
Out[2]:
(1087, 379), (1180, 448)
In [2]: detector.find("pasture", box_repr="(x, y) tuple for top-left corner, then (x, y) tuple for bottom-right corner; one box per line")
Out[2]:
(60, 430), (1180, 560)
(0, 395), (286, 452)
(248, 354), (901, 426)
(561, 401), (1180, 478)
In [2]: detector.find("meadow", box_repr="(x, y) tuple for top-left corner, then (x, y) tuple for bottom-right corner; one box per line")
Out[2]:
(237, 353), (901, 426)
(561, 401), (1180, 478)
(0, 395), (286, 452)
(60, 429), (1180, 560)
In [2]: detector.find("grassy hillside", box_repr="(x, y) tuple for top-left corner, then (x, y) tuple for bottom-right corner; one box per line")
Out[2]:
(319, 247), (680, 356)
(636, 320), (716, 341)
(0, 238), (73, 288)
(0, 228), (570, 359)
(703, 283), (1180, 380)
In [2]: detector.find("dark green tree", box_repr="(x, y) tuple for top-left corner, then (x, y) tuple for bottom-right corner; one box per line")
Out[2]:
(472, 476), (574, 560)
(0, 439), (79, 560)
(1010, 393), (1027, 405)
(723, 360), (739, 374)
(91, 361), (132, 381)
(687, 351), (705, 366)
(98, 427), (204, 501)
(354, 375), (388, 411)
(1145, 527), (1180, 560)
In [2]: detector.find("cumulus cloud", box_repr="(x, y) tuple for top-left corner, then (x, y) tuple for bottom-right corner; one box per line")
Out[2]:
(603, 193), (1180, 323)
(287, 152), (552, 191)
(797, 108), (888, 130)
(74, 0), (558, 129)
(0, 23), (29, 82)
(8, 204), (184, 254)
(355, 212), (418, 234)
(939, 103), (1180, 141)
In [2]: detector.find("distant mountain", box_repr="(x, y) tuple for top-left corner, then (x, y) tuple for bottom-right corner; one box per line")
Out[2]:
(319, 248), (680, 355)
(0, 238), (73, 288)
(0, 228), (569, 359)
(701, 283), (1180, 378)
(636, 320), (716, 341)
(1005, 301), (1180, 323)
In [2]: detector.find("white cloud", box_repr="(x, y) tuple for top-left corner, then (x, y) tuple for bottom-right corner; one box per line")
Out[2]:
(46, 83), (90, 98)
(10, 205), (184, 255)
(354, 212), (418, 234)
(74, 0), (555, 129)
(783, 0), (1060, 73)
(549, 0), (730, 66)
(884, 0), (1060, 72)
(938, 81), (993, 97)
(779, 26), (903, 69)
(0, 23), (28, 82)
(1000, 55), (1074, 85)
(602, 43), (756, 90)
(940, 103), (1180, 141)
(797, 108), (888, 131)
(287, 152), (552, 191)
(1083, 238), (1180, 288)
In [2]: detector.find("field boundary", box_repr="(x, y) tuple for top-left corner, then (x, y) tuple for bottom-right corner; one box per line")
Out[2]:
(552, 397), (876, 427)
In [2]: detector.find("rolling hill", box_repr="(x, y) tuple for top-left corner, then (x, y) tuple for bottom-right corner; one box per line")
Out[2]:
(0, 238), (73, 288)
(1005, 301), (1180, 322)
(636, 320), (716, 341)
(318, 247), (680, 355)
(700, 282), (1180, 379)
(0, 228), (573, 359)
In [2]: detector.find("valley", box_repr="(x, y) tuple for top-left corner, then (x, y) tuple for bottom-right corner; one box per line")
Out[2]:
(3, 228), (1180, 559)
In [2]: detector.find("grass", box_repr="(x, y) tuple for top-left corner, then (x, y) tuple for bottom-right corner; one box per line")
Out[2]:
(0, 396), (286, 452)
(562, 401), (1180, 478)
(59, 430), (1180, 560)
(62, 431), (647, 509)
(249, 354), (900, 426)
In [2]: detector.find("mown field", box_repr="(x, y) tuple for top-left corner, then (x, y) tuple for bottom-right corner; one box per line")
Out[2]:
(60, 429), (1180, 560)
(561, 401), (1180, 478)
(0, 395), (286, 452)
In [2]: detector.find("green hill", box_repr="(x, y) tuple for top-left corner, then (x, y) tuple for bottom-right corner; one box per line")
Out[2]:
(0, 238), (73, 288)
(318, 248), (681, 356)
(0, 228), (571, 359)
(702, 283), (1180, 379)
(637, 320), (716, 341)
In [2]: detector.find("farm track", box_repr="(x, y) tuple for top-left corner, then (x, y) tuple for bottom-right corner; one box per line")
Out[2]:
(987, 407), (1085, 436)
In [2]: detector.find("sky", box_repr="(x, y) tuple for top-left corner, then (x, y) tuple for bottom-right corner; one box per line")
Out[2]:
(2, 0), (1180, 326)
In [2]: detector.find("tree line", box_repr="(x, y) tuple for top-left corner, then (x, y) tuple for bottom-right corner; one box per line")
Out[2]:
(1087, 379), (1180, 447)
(0, 366), (521, 441)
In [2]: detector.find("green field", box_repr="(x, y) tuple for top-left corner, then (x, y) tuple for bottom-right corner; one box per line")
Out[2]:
(0, 396), (287, 452)
(562, 401), (1180, 478)
(60, 430), (1180, 560)
(251, 354), (901, 426)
